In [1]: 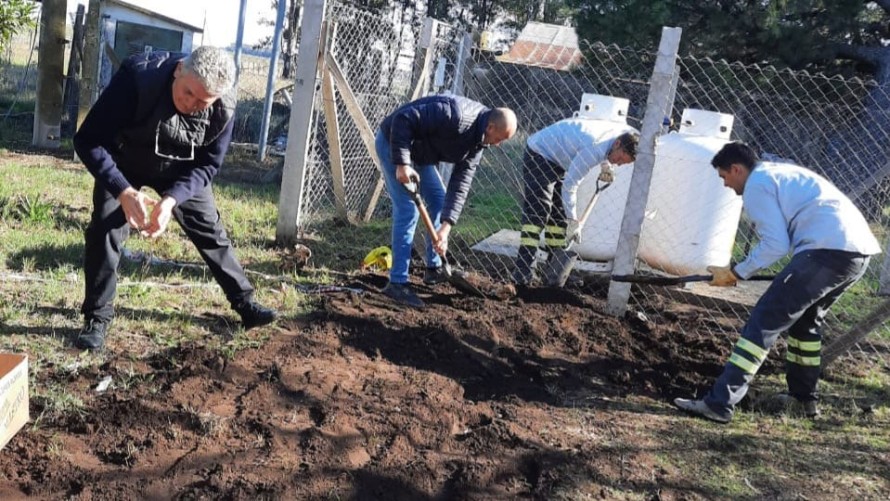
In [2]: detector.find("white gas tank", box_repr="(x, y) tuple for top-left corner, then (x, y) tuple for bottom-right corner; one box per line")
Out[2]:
(571, 95), (638, 261)
(637, 109), (743, 275)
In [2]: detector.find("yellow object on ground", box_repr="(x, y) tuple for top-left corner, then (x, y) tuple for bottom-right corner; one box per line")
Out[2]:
(362, 246), (392, 271)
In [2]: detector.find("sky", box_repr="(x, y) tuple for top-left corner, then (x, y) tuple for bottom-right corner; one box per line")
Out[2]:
(65, 0), (276, 47)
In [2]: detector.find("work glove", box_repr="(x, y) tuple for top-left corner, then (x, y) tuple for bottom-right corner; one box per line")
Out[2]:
(707, 265), (738, 287)
(565, 219), (581, 246)
(598, 162), (615, 184)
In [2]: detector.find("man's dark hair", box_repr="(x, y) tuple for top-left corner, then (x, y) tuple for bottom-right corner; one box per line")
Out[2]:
(617, 132), (639, 159)
(711, 141), (759, 171)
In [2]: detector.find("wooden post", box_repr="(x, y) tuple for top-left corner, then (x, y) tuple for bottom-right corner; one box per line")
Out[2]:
(77, 0), (101, 134)
(878, 238), (890, 295)
(410, 18), (437, 101)
(32, 0), (67, 148)
(318, 22), (348, 221)
(324, 52), (385, 222)
(62, 4), (85, 128)
(606, 27), (682, 317)
(275, 0), (327, 245)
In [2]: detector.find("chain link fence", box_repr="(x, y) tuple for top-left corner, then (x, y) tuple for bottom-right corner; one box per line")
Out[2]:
(1, 25), (40, 148)
(295, 2), (890, 368)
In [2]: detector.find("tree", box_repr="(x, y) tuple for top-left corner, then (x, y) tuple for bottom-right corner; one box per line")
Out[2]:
(0, 0), (37, 54)
(571, 1), (890, 82)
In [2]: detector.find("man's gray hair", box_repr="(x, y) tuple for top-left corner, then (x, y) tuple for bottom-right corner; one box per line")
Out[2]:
(181, 46), (236, 96)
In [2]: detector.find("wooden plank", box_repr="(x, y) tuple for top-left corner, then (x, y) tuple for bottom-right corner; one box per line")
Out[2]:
(324, 51), (386, 221)
(321, 68), (348, 220)
(317, 22), (347, 221)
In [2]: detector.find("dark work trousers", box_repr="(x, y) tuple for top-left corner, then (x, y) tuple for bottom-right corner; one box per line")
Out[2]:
(81, 182), (255, 322)
(515, 147), (567, 282)
(703, 249), (870, 419)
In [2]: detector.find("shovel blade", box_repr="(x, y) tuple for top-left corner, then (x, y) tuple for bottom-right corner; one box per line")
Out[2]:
(443, 263), (487, 298)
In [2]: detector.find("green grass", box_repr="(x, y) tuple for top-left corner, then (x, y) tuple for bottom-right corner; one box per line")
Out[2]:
(0, 154), (318, 365)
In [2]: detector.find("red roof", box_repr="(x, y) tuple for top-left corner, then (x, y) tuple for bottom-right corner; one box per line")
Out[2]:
(497, 22), (582, 71)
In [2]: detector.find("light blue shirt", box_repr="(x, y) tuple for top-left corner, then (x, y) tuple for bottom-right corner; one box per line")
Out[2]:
(526, 118), (636, 219)
(734, 161), (881, 279)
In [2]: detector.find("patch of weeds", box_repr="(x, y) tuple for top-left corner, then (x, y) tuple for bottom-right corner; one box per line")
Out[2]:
(1, 194), (55, 226)
(181, 405), (227, 438)
(218, 330), (270, 360)
(45, 435), (64, 457)
(117, 364), (155, 391)
(31, 382), (86, 427)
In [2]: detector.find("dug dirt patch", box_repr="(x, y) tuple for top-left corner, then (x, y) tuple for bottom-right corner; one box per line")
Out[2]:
(0, 273), (748, 499)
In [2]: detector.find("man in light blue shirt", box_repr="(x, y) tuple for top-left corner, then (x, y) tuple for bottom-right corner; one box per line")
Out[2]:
(675, 141), (881, 423)
(514, 118), (638, 286)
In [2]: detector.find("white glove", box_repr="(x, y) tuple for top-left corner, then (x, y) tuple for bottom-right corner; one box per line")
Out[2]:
(598, 162), (615, 184)
(565, 219), (581, 245)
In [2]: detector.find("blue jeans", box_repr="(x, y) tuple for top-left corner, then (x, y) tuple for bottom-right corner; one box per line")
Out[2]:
(704, 249), (870, 418)
(375, 130), (444, 284)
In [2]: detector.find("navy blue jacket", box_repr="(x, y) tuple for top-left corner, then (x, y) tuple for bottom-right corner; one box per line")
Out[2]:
(379, 95), (491, 225)
(73, 51), (235, 205)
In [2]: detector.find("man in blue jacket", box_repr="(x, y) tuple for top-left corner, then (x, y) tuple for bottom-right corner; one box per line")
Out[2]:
(375, 95), (517, 307)
(73, 46), (276, 351)
(674, 142), (881, 423)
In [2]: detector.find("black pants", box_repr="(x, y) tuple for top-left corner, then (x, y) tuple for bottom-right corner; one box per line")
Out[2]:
(515, 148), (568, 278)
(81, 182), (254, 322)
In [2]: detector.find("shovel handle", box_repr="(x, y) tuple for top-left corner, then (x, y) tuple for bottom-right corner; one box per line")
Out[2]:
(577, 179), (611, 228)
(403, 182), (444, 252)
(611, 274), (776, 285)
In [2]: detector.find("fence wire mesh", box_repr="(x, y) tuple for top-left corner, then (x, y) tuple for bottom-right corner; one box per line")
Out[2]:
(1, 26), (40, 148)
(296, 3), (890, 369)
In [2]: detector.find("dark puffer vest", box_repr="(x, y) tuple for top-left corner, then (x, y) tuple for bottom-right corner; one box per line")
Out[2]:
(112, 51), (235, 184)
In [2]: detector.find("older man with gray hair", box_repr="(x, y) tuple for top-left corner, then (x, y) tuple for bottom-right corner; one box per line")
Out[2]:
(73, 46), (276, 351)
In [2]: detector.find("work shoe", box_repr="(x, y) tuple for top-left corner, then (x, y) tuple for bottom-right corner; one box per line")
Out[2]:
(512, 266), (535, 286)
(381, 282), (424, 308)
(423, 266), (449, 285)
(542, 248), (578, 287)
(774, 393), (820, 418)
(673, 398), (732, 424)
(75, 318), (109, 351)
(514, 246), (538, 285)
(236, 301), (277, 330)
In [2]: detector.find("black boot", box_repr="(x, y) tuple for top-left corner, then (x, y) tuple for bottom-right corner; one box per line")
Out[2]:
(75, 318), (110, 351)
(513, 245), (538, 285)
(235, 301), (277, 330)
(542, 248), (578, 287)
(381, 282), (425, 308)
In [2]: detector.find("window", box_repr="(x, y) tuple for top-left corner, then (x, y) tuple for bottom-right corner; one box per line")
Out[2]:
(113, 21), (184, 62)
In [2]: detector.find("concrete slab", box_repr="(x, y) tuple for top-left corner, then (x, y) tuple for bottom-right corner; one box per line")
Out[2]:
(471, 229), (613, 274)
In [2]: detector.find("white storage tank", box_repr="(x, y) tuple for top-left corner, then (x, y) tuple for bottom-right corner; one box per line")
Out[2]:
(637, 109), (743, 275)
(571, 95), (640, 261)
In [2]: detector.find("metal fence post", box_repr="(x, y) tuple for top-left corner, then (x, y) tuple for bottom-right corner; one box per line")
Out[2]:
(258, 0), (288, 161)
(233, 0), (248, 88)
(606, 27), (682, 317)
(275, 0), (327, 244)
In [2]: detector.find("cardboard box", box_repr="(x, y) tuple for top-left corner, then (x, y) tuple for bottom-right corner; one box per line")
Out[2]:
(0, 354), (28, 451)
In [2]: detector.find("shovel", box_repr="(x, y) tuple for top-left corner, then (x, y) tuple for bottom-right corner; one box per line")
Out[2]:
(567, 178), (611, 252)
(610, 273), (776, 286)
(403, 182), (488, 298)
(547, 179), (612, 288)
